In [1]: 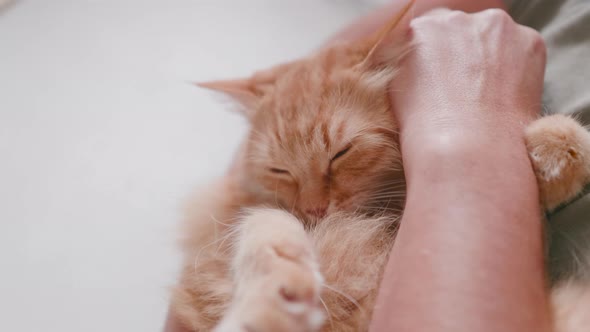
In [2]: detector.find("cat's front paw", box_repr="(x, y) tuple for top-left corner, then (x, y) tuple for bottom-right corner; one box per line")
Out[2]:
(526, 114), (590, 211)
(215, 209), (325, 332)
(214, 258), (325, 332)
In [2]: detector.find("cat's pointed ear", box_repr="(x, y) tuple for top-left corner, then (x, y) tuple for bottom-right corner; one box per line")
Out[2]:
(197, 61), (297, 119)
(359, 0), (414, 68)
(196, 78), (260, 117)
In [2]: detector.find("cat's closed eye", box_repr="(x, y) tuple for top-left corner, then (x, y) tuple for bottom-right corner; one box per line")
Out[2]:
(331, 145), (352, 162)
(269, 167), (290, 175)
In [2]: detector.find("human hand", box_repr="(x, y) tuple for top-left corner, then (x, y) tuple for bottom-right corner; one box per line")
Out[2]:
(391, 9), (546, 159)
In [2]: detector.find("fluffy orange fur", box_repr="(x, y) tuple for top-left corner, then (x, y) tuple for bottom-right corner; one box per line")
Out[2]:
(172, 3), (590, 331)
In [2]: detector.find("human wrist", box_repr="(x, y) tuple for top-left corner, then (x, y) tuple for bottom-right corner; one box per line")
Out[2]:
(400, 130), (542, 247)
(398, 98), (534, 155)
(401, 125), (536, 195)
(397, 96), (533, 136)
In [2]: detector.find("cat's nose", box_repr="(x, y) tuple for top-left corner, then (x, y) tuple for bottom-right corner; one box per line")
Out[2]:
(305, 207), (327, 219)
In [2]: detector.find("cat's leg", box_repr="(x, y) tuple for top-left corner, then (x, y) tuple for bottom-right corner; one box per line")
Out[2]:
(214, 208), (325, 332)
(525, 114), (590, 211)
(172, 253), (233, 331)
(171, 178), (252, 331)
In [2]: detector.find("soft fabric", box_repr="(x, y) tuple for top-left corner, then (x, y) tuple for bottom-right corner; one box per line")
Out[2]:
(508, 0), (590, 281)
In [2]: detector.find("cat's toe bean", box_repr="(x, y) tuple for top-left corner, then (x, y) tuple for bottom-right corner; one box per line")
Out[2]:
(271, 251), (322, 305)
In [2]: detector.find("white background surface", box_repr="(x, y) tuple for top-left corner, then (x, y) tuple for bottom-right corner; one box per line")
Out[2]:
(0, 1), (375, 331)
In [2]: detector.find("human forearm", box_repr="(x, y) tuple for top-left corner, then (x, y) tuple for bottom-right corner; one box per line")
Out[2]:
(371, 132), (549, 331)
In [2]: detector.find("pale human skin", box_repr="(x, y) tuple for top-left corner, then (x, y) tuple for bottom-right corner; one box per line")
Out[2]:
(164, 1), (550, 331)
(370, 9), (550, 332)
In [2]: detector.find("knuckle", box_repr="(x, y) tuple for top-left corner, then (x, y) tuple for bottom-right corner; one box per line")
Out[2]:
(492, 8), (511, 20)
(481, 8), (512, 23)
(446, 10), (468, 22)
(528, 28), (544, 43)
(519, 26), (546, 64)
(423, 8), (451, 17)
(531, 32), (547, 58)
(523, 27), (544, 44)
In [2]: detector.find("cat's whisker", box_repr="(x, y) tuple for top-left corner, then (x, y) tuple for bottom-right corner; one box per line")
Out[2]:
(209, 214), (233, 228)
(214, 222), (242, 258)
(370, 184), (403, 190)
(367, 192), (406, 198)
(192, 229), (235, 273)
(366, 200), (404, 207)
(371, 179), (405, 186)
(363, 199), (402, 206)
(204, 213), (241, 246)
(322, 283), (366, 319)
(363, 202), (404, 209)
(367, 185), (406, 191)
(352, 204), (364, 217)
(365, 187), (401, 194)
(211, 215), (219, 241)
(369, 125), (399, 135)
(365, 201), (404, 208)
(367, 194), (406, 202)
(365, 198), (405, 205)
(356, 187), (404, 198)
(375, 178), (405, 184)
(384, 195), (395, 210)
(365, 192), (404, 199)
(319, 296), (335, 331)
(362, 205), (404, 215)
(367, 188), (405, 196)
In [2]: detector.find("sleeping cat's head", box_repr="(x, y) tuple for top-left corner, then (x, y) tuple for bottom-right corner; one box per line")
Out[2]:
(200, 3), (413, 222)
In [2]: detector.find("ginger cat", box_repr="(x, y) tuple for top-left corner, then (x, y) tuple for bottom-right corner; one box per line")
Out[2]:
(172, 3), (590, 331)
